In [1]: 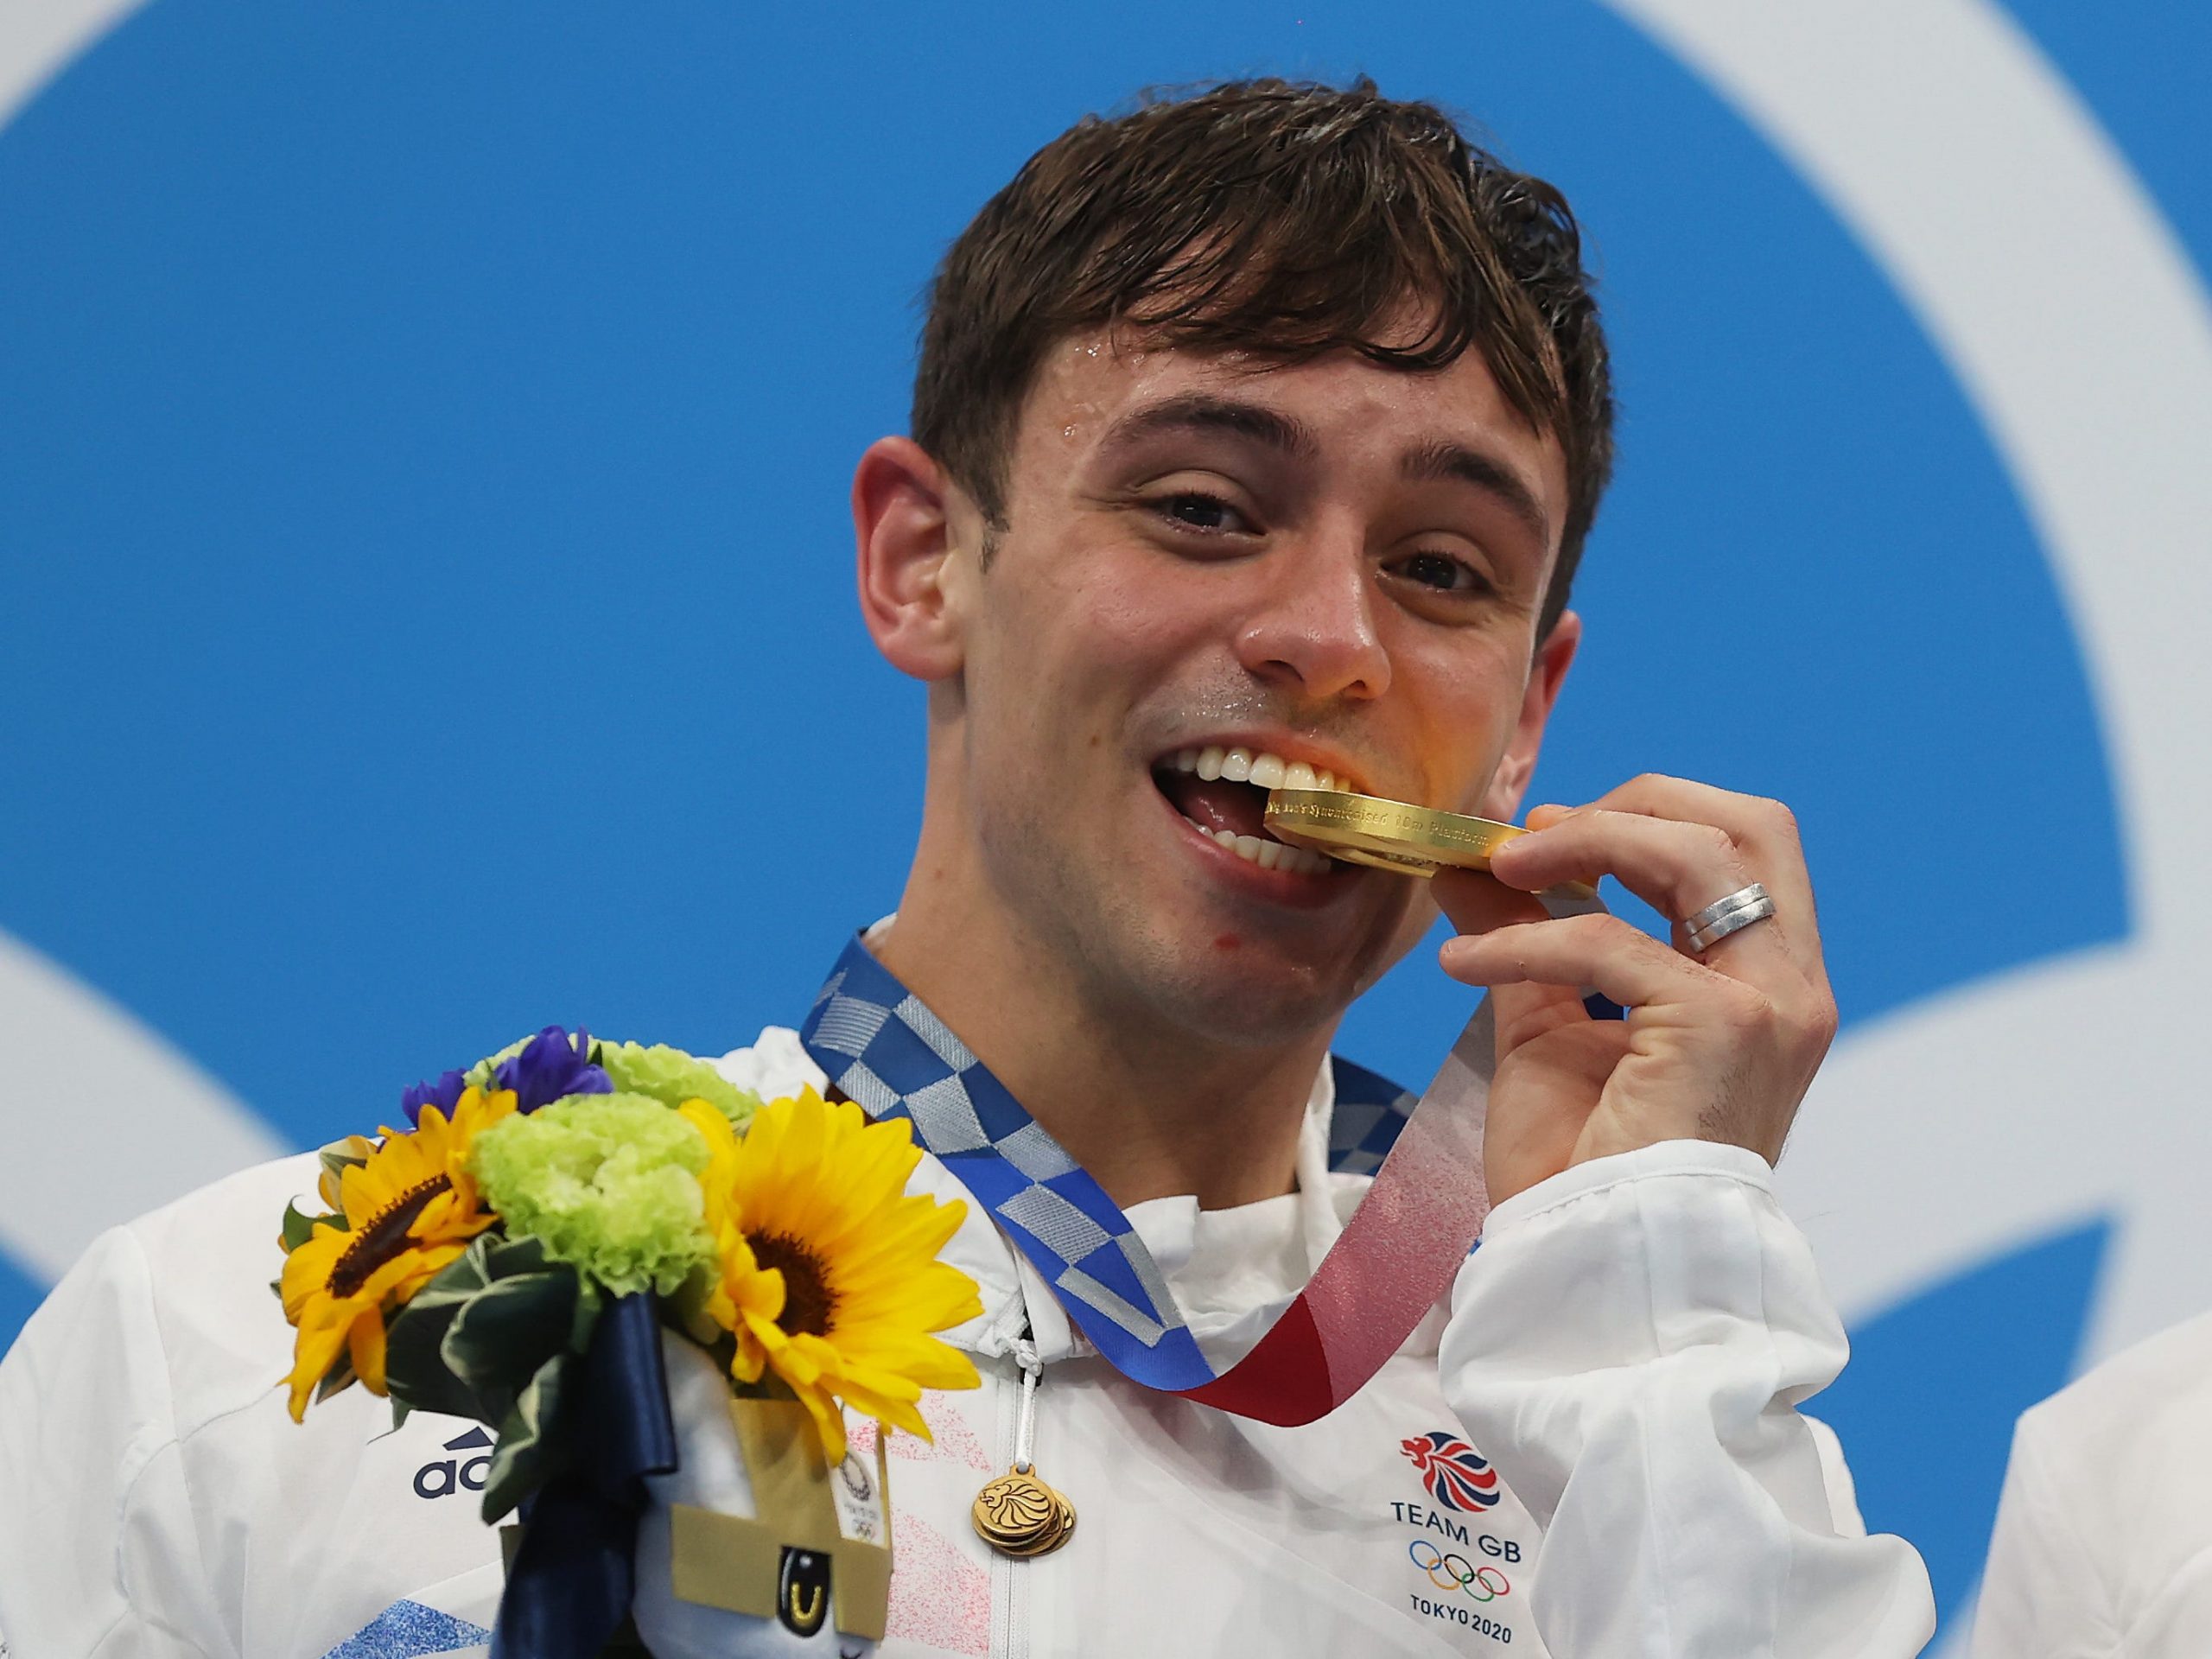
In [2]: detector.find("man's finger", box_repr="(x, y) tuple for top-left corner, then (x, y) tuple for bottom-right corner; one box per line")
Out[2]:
(1573, 774), (1823, 963)
(1439, 910), (1736, 1014)
(1432, 868), (1549, 939)
(1430, 874), (1595, 1052)
(1484, 807), (1808, 990)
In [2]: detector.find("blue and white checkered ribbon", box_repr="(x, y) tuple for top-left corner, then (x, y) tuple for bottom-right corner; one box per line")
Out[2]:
(799, 935), (1417, 1389)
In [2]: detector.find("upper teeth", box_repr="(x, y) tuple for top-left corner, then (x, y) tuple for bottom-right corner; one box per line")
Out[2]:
(1173, 747), (1355, 794)
(1165, 747), (1351, 875)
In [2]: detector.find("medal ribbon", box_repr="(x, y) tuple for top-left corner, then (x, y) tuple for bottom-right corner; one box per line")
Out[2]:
(799, 892), (1611, 1427)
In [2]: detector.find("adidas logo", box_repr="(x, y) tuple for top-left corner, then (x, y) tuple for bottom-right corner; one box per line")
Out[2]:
(413, 1425), (493, 1500)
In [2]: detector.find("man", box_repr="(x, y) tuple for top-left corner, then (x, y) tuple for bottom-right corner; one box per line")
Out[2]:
(0, 79), (1933, 1656)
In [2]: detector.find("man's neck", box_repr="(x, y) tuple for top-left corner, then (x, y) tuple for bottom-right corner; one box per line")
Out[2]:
(868, 899), (1333, 1214)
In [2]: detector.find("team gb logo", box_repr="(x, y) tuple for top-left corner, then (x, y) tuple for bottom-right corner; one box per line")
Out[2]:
(1399, 1431), (1500, 1512)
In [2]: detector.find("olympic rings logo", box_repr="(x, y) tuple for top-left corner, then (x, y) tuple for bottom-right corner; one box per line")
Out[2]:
(1408, 1540), (1511, 1601)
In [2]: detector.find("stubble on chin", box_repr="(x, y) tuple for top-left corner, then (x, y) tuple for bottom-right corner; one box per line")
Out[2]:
(1034, 849), (1415, 1052)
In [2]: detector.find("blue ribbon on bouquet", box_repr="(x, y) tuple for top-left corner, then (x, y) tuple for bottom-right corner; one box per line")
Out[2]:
(492, 1294), (677, 1659)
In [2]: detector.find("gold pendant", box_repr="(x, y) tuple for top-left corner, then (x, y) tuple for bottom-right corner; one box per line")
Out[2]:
(972, 1466), (1076, 1558)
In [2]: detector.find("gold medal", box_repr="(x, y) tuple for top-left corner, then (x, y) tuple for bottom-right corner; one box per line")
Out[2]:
(972, 1466), (1077, 1558)
(1264, 787), (1594, 896)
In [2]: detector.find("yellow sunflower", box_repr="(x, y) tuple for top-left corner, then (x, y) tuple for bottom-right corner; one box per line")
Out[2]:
(681, 1090), (982, 1462)
(279, 1086), (517, 1421)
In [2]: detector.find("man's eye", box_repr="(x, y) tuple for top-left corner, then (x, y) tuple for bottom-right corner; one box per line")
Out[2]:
(1395, 550), (1487, 593)
(1154, 493), (1250, 533)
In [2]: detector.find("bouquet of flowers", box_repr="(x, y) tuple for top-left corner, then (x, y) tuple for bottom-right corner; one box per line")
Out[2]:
(276, 1025), (982, 1656)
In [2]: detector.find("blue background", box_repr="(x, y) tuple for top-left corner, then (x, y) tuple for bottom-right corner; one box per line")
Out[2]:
(5, 0), (2201, 1640)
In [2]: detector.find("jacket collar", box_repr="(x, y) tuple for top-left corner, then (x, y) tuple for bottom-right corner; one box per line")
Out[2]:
(715, 1020), (1443, 1372)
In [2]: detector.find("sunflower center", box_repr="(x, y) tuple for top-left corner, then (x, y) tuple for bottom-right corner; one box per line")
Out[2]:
(748, 1231), (838, 1336)
(329, 1175), (450, 1298)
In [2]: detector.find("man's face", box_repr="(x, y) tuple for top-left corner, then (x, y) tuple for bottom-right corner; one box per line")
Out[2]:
(932, 329), (1577, 1046)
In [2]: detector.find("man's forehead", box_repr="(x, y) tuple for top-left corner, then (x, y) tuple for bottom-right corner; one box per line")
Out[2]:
(1020, 327), (1570, 530)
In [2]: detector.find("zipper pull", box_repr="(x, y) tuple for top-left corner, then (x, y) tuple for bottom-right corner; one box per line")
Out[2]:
(1011, 1337), (1041, 1474)
(971, 1334), (1075, 1557)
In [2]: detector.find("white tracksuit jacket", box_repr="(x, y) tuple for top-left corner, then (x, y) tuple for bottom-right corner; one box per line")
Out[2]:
(0, 1027), (1934, 1658)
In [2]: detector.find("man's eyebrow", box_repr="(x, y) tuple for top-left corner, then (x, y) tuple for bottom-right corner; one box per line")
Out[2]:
(1096, 392), (1319, 461)
(1401, 438), (1552, 546)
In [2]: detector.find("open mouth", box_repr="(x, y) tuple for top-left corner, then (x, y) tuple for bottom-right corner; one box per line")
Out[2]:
(1150, 745), (1354, 877)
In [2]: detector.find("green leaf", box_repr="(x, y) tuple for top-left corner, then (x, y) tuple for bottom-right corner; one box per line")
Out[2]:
(482, 1233), (563, 1281)
(315, 1135), (372, 1192)
(480, 1353), (572, 1523)
(443, 1270), (585, 1396)
(281, 1201), (335, 1253)
(315, 1354), (359, 1404)
(569, 1275), (603, 1354)
(383, 1232), (598, 1431)
(385, 1293), (493, 1423)
(385, 1236), (525, 1422)
(665, 1262), (720, 1345)
(377, 1228), (613, 1522)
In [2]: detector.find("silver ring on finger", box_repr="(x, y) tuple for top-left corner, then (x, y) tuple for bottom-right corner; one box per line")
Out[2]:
(1681, 882), (1777, 953)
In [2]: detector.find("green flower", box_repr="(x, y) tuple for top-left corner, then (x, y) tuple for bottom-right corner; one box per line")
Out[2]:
(467, 1093), (715, 1298)
(596, 1041), (760, 1128)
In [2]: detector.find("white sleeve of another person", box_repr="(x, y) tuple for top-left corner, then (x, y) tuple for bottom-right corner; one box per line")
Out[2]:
(0, 1226), (232, 1659)
(1970, 1419), (2113, 1658)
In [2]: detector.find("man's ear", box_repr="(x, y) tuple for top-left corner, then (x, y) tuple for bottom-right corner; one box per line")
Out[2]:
(1478, 609), (1581, 822)
(854, 436), (973, 682)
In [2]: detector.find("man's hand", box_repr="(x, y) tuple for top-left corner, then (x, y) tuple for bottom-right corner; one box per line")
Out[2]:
(1433, 775), (1837, 1210)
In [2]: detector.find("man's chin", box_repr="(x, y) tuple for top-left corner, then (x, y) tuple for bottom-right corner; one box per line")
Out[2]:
(1121, 881), (1427, 1046)
(1126, 940), (1374, 1052)
(1040, 822), (1419, 1046)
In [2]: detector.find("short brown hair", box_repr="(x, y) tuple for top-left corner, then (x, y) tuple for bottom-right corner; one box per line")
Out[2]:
(912, 77), (1614, 635)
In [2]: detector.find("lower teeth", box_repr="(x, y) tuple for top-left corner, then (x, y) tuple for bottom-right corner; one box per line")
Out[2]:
(1185, 817), (1332, 875)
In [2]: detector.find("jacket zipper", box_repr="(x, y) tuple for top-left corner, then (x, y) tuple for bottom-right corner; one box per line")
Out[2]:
(988, 1332), (1043, 1659)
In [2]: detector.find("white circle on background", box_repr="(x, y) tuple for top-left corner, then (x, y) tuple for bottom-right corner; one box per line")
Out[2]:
(1606, 0), (2212, 1370)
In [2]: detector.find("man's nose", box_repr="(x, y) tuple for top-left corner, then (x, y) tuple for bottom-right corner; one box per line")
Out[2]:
(1232, 533), (1391, 702)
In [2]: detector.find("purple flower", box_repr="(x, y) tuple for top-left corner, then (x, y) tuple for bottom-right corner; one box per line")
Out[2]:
(495, 1026), (612, 1114)
(400, 1068), (468, 1128)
